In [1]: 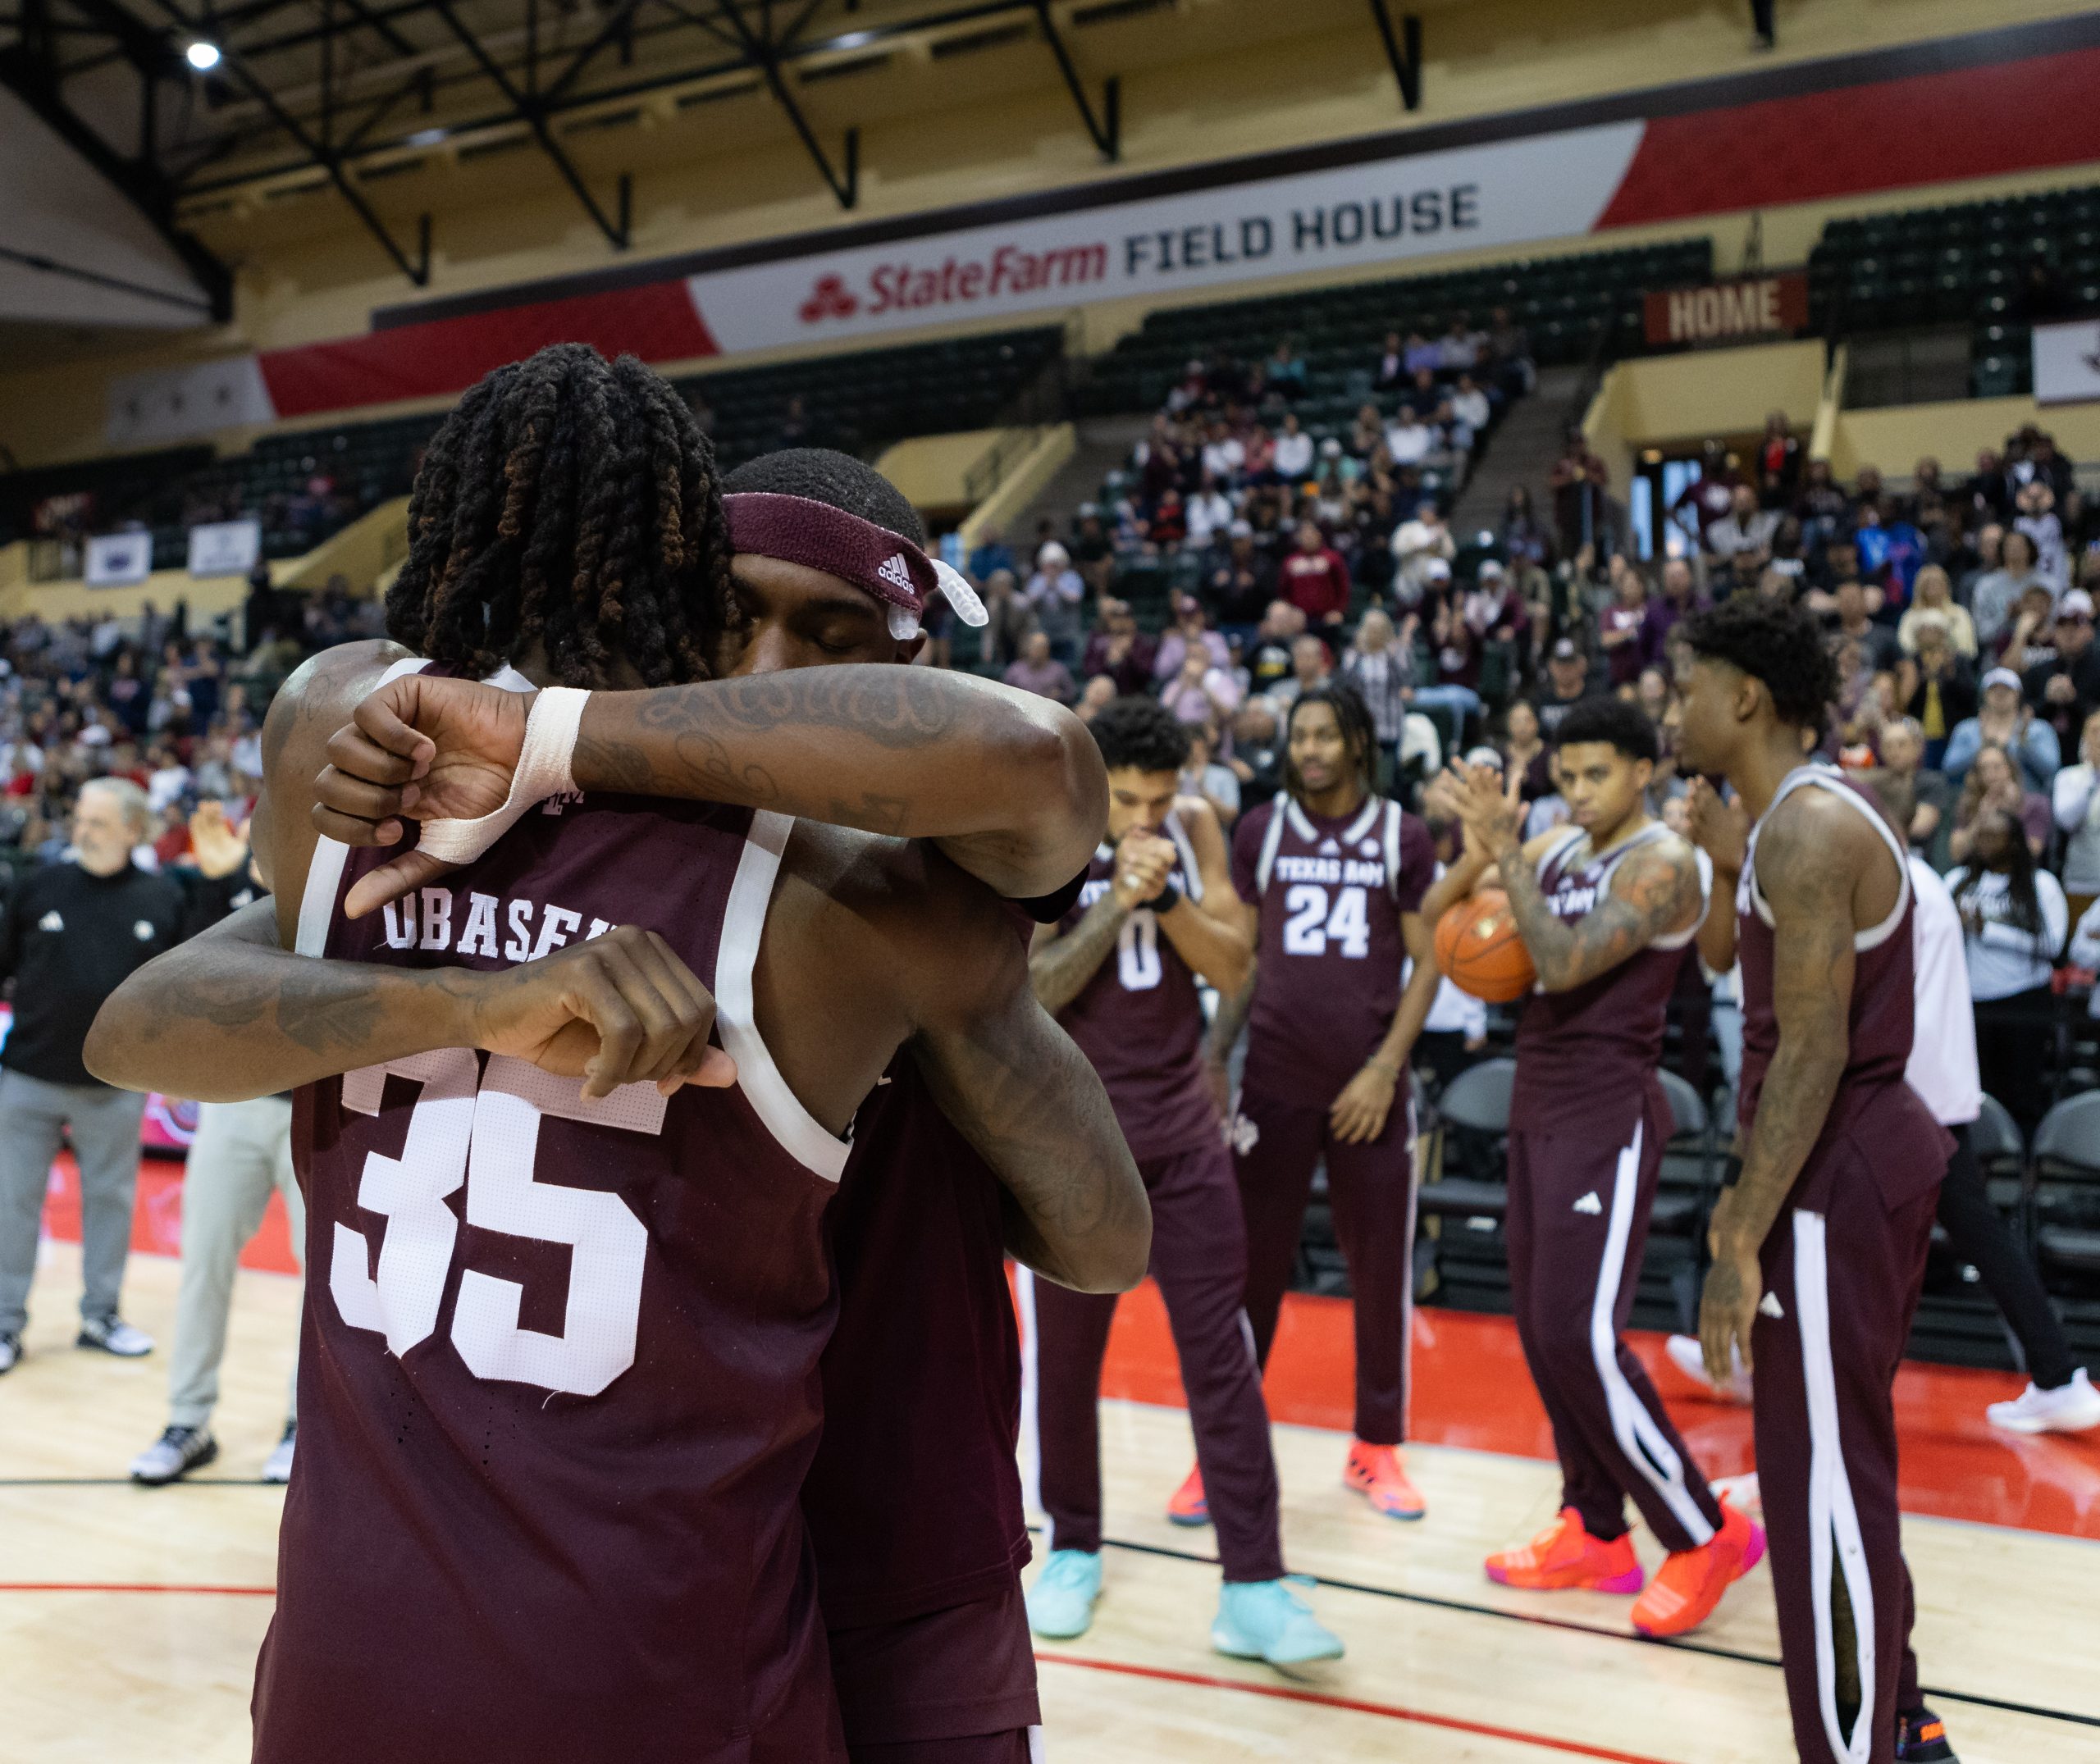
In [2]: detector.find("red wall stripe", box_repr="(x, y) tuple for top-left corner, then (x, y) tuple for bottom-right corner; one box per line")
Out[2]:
(256, 280), (719, 420)
(1597, 47), (2100, 230)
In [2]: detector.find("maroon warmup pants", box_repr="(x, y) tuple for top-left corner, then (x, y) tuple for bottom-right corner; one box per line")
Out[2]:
(829, 1579), (1041, 1764)
(1021, 1140), (1286, 1585)
(1754, 1178), (1937, 1764)
(1234, 1082), (1417, 1445)
(1505, 1085), (1725, 1555)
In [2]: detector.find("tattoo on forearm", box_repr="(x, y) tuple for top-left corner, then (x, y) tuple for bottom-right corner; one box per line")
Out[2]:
(1500, 841), (1697, 991)
(1205, 971), (1255, 1066)
(1029, 894), (1125, 1014)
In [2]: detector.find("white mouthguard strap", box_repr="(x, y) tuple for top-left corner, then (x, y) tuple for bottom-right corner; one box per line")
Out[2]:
(415, 686), (589, 865)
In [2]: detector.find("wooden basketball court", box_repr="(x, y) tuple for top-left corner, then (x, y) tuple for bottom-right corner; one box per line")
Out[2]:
(4, 1238), (2098, 1762)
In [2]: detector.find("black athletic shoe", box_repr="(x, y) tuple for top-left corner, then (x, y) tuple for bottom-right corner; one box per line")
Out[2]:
(1896, 1706), (1959, 1762)
(130, 1425), (218, 1485)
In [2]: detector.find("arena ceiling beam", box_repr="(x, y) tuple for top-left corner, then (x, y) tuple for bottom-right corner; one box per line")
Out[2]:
(1029, 0), (1116, 161)
(1366, 0), (1420, 112)
(0, 0), (234, 317)
(714, 0), (858, 208)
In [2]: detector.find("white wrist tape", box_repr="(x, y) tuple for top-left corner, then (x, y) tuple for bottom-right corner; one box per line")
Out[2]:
(415, 686), (589, 865)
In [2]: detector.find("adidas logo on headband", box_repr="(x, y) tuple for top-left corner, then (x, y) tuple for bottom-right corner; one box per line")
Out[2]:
(877, 554), (915, 594)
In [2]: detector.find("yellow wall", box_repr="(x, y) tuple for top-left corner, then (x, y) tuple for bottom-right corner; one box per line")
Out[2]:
(1584, 340), (1829, 495)
(871, 430), (1007, 510)
(1828, 396), (2100, 484)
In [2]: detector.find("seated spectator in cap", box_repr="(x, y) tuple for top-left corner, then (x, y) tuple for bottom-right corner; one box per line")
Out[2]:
(1179, 722), (1242, 827)
(1271, 413), (1313, 481)
(1074, 674), (1118, 724)
(1897, 564), (1976, 658)
(1278, 520), (1351, 627)
(1971, 529), (2052, 654)
(1383, 406), (1434, 467)
(1160, 643), (1243, 727)
(1080, 596), (1157, 698)
(1532, 638), (1602, 741)
(1024, 541), (1085, 665)
(1152, 593), (1229, 686)
(2054, 708), (2100, 925)
(1388, 499), (1454, 604)
(1002, 631), (1075, 704)
(1945, 666), (2061, 791)
(2017, 586), (2100, 751)
(1877, 715), (1955, 869)
(1262, 633), (1333, 713)
(1463, 558), (1532, 682)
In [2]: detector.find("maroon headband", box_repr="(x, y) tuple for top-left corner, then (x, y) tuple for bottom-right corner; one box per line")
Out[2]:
(724, 491), (936, 617)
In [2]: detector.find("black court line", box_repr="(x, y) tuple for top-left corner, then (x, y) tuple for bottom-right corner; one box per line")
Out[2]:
(1071, 1529), (2100, 1732)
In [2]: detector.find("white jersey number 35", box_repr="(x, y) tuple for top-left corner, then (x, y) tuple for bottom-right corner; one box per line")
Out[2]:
(329, 1051), (658, 1397)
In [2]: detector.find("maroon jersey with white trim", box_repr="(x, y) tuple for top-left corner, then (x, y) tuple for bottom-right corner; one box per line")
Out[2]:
(263, 668), (847, 1764)
(1737, 767), (1951, 1211)
(1231, 794), (1432, 1098)
(1056, 813), (1219, 1160)
(1512, 821), (1708, 1142)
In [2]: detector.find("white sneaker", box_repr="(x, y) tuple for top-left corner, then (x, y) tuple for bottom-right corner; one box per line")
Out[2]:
(1986, 1368), (2100, 1434)
(77, 1316), (153, 1357)
(262, 1423), (296, 1485)
(0, 1332), (18, 1374)
(1666, 1333), (1751, 1403)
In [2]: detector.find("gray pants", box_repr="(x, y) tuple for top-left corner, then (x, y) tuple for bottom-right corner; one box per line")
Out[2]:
(0, 1069), (148, 1336)
(168, 1096), (304, 1431)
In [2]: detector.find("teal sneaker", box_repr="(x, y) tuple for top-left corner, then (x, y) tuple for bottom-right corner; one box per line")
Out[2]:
(1211, 1579), (1344, 1665)
(1025, 1549), (1103, 1640)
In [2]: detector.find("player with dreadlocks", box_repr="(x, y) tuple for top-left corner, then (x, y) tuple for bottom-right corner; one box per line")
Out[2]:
(1194, 682), (1440, 1525)
(86, 353), (1148, 1764)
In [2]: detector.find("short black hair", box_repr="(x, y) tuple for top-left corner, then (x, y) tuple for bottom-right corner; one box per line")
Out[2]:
(1286, 682), (1377, 797)
(1089, 695), (1191, 775)
(724, 447), (926, 546)
(1682, 597), (1836, 731)
(1552, 695), (1659, 764)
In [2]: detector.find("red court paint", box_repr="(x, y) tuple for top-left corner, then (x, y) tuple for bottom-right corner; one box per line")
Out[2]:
(1037, 1650), (1684, 1762)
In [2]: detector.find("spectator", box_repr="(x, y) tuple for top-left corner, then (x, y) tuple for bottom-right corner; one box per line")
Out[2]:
(1024, 541), (1085, 666)
(1950, 741), (2051, 863)
(1388, 499), (1454, 604)
(1598, 558), (1649, 689)
(967, 527), (1017, 582)
(2014, 480), (2068, 586)
(1271, 413), (1313, 481)
(1903, 613), (1976, 768)
(1071, 509), (1116, 594)
(1970, 528), (2051, 653)
(1755, 411), (1801, 507)
(1898, 564), (1976, 657)
(1279, 520), (1352, 627)
(1383, 405), (1434, 468)
(1226, 700), (1286, 807)
(1204, 522), (1272, 635)
(1500, 485), (1552, 568)
(1074, 674), (1118, 723)
(1549, 431), (1611, 558)
(1338, 608), (1417, 767)
(1947, 808), (2068, 1136)
(1532, 638), (1600, 740)
(1706, 483), (1779, 563)
(1638, 557), (1701, 669)
(1186, 473), (1235, 550)
(1450, 374), (1491, 436)
(1944, 666), (2060, 789)
(1262, 633), (1333, 713)
(1245, 600), (1305, 695)
(1877, 716), (1955, 865)
(1373, 331), (1406, 390)
(2053, 708), (2100, 924)
(0, 777), (187, 1371)
(975, 567), (1036, 672)
(1830, 578), (1901, 673)
(1150, 595), (1227, 686)
(2016, 587), (2100, 751)
(1179, 722), (1242, 826)
(1159, 643), (1242, 727)
(1498, 698), (1553, 802)
(1402, 330), (1440, 377)
(1001, 631), (1075, 704)
(1485, 306), (1534, 393)
(1081, 597), (1157, 698)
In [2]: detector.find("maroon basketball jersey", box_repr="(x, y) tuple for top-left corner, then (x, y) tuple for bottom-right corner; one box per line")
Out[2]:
(1736, 767), (1951, 1211)
(805, 1059), (1029, 1630)
(262, 665), (849, 1764)
(1513, 821), (1710, 1142)
(1056, 812), (1219, 1160)
(1231, 794), (1433, 1099)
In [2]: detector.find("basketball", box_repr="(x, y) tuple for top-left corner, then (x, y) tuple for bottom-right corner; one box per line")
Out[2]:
(1435, 890), (1537, 1003)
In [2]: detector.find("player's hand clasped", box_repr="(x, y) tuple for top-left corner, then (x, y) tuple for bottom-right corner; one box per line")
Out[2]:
(312, 672), (535, 918)
(1111, 830), (1178, 911)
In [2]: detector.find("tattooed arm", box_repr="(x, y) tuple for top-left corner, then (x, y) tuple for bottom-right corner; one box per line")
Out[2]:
(1202, 971), (1254, 1111)
(1697, 791), (1869, 1381)
(313, 664), (1107, 914)
(1029, 896), (1129, 1015)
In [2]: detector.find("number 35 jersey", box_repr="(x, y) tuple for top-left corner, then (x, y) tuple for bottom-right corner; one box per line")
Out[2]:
(265, 695), (850, 1761)
(1231, 795), (1433, 1101)
(1055, 812), (1220, 1161)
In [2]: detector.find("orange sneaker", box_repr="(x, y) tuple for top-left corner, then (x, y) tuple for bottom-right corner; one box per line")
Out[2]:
(1166, 1461), (1209, 1527)
(1343, 1442), (1427, 1520)
(1485, 1507), (1645, 1594)
(1630, 1502), (1767, 1638)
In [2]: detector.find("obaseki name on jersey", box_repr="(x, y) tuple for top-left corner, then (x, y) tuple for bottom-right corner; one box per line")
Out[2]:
(381, 885), (614, 962)
(1273, 854), (1386, 887)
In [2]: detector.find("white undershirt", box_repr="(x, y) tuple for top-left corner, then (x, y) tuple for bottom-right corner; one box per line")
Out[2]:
(1904, 857), (1981, 1127)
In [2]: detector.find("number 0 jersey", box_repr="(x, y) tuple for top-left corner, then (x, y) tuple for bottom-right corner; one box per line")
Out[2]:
(1055, 814), (1220, 1161)
(1230, 795), (1433, 1100)
(265, 663), (849, 1764)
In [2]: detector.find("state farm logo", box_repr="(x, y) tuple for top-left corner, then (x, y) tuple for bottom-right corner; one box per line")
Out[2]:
(799, 272), (859, 323)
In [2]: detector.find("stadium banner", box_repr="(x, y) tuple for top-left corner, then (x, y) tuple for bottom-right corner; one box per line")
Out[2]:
(1641, 273), (1810, 348)
(2032, 317), (2100, 406)
(186, 516), (262, 577)
(84, 530), (152, 585)
(107, 37), (2100, 435)
(681, 124), (1644, 355)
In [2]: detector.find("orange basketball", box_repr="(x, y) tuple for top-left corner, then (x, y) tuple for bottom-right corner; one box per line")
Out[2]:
(1434, 888), (1537, 1003)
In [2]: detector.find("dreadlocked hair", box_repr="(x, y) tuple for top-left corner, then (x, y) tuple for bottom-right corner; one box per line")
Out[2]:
(1285, 682), (1378, 800)
(385, 344), (733, 687)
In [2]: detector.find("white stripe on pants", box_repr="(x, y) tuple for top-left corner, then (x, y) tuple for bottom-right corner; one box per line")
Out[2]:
(167, 1096), (304, 1430)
